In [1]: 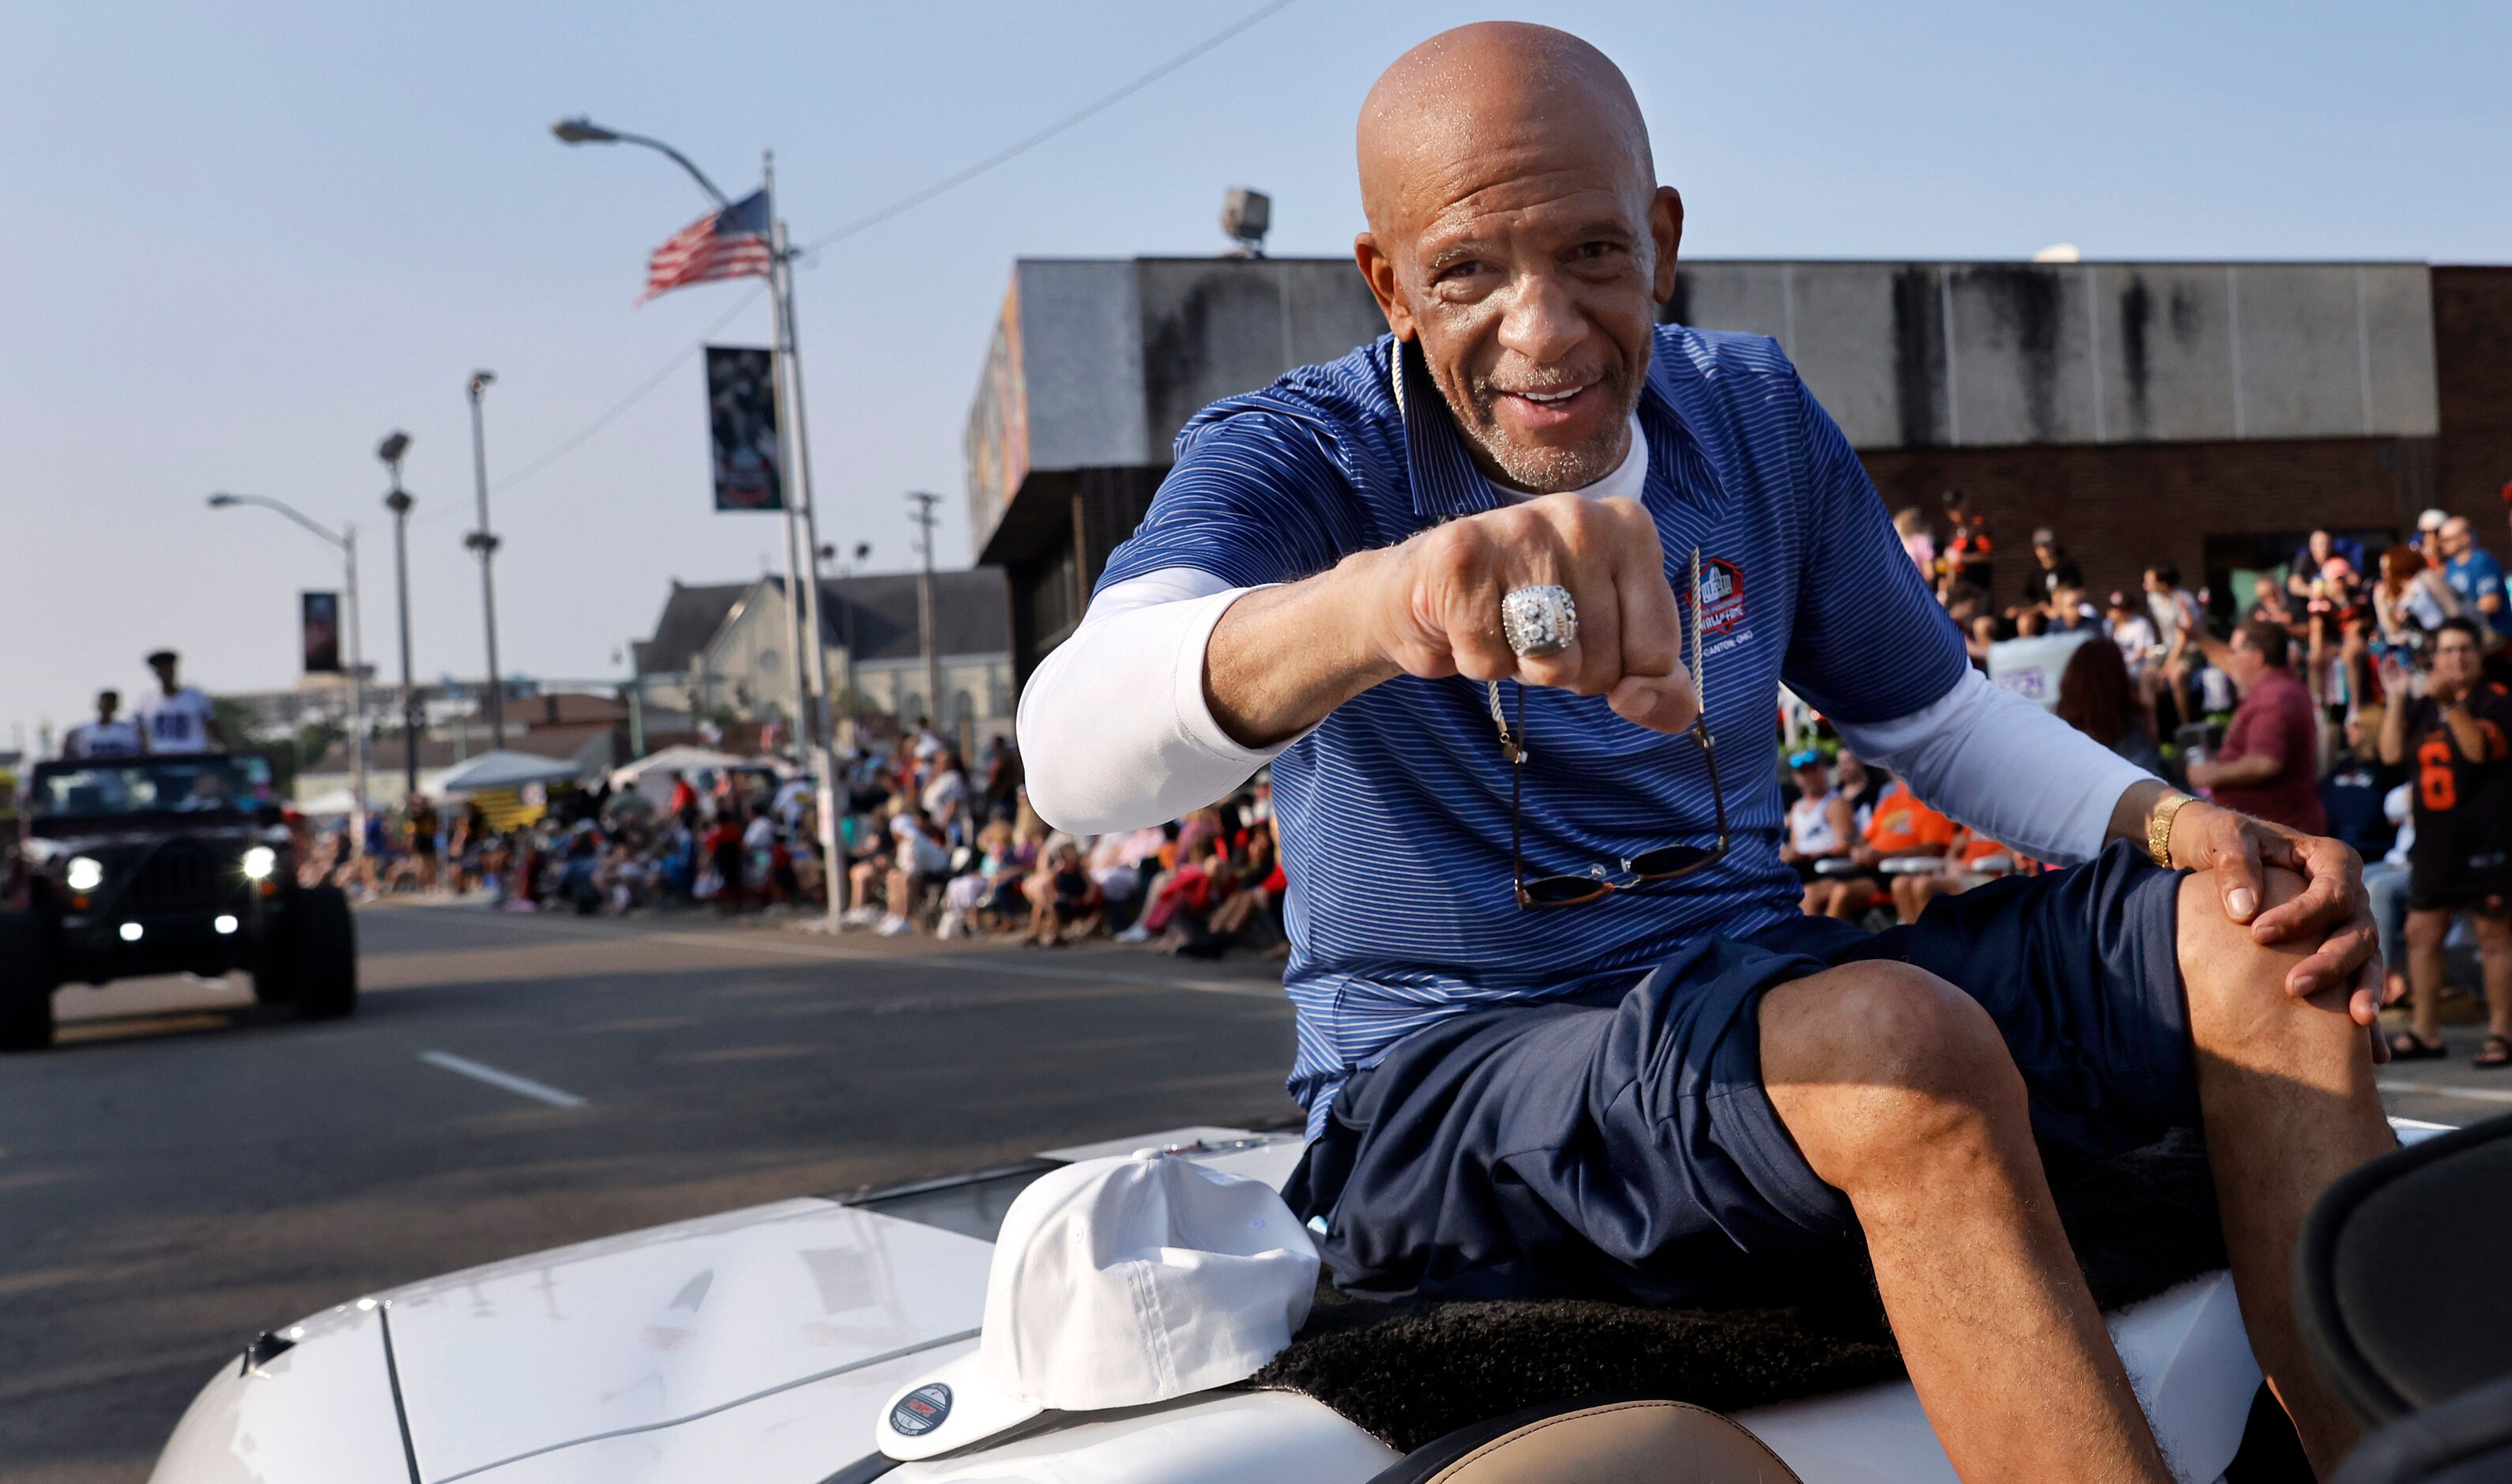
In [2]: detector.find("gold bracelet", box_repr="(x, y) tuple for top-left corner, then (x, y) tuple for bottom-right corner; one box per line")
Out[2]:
(2148, 791), (2195, 870)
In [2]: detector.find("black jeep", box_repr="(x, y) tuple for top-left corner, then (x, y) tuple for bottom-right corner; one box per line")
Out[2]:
(0, 754), (354, 1050)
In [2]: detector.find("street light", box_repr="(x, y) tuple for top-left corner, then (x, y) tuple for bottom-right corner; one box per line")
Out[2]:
(207, 492), (369, 851)
(465, 371), (506, 749)
(548, 117), (733, 206)
(377, 431), (420, 799)
(554, 114), (851, 926)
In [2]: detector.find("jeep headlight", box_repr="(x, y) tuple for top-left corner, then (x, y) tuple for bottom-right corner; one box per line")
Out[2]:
(66, 857), (104, 892)
(241, 846), (277, 881)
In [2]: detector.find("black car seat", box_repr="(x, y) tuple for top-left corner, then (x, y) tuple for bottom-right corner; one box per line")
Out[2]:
(2295, 1112), (2512, 1484)
(1365, 1397), (1805, 1484)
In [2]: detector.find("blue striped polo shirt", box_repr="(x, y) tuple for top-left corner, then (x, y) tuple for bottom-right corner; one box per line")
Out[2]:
(1095, 325), (1972, 1129)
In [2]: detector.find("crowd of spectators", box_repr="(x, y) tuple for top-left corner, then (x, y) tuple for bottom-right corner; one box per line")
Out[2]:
(1864, 494), (2512, 1068)
(296, 717), (1294, 964)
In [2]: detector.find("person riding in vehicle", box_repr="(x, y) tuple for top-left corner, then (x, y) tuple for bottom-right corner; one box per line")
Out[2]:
(1019, 24), (2394, 1480)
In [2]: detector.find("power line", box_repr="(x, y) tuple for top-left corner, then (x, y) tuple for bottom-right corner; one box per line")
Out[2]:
(487, 284), (767, 501)
(798, 0), (1301, 258)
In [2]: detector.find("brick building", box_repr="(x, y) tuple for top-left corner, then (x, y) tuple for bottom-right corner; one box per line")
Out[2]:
(967, 256), (2512, 682)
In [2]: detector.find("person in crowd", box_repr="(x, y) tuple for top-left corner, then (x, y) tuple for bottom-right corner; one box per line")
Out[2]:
(1204, 813), (1282, 951)
(137, 650), (226, 755)
(939, 820), (1016, 938)
(1130, 827), (1233, 955)
(1941, 585), (1994, 670)
(2186, 619), (2327, 835)
(2043, 580), (2100, 635)
(1802, 774), (1956, 921)
(2376, 619), (2512, 1065)
(2102, 589), (2159, 684)
(63, 690), (143, 759)
(2373, 542), (2461, 654)
(1083, 824), (1151, 930)
(921, 748), (970, 846)
(705, 804), (748, 913)
(402, 792), (442, 893)
(741, 804), (781, 905)
(2320, 715), (2401, 864)
(878, 804), (953, 936)
(1780, 748), (1855, 914)
(1830, 747), (1879, 833)
(2250, 574), (2299, 635)
(2436, 515), (2510, 647)
(1023, 836), (1104, 947)
(979, 736), (1024, 825)
(1891, 506), (1933, 581)
(2139, 565), (2204, 737)
(2285, 530), (2362, 606)
(2055, 635), (2167, 776)
(2013, 527), (2082, 620)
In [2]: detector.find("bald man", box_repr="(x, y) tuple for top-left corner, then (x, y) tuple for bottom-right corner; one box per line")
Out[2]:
(1022, 24), (2390, 1478)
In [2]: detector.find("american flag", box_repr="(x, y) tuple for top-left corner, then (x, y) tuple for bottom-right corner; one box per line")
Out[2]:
(640, 190), (772, 303)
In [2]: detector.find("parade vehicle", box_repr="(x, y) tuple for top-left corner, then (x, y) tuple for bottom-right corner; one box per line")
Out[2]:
(0, 752), (354, 1050)
(145, 1113), (2508, 1484)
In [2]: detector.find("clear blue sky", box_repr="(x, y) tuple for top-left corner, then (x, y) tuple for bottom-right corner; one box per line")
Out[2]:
(2, 1), (2502, 744)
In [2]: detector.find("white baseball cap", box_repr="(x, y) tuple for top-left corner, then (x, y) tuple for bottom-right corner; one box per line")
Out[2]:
(874, 1151), (1319, 1460)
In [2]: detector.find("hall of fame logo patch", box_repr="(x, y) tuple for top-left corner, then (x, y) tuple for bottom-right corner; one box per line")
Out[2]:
(1697, 558), (1746, 635)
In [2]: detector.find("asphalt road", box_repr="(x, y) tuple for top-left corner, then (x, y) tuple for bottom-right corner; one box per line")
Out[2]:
(0, 902), (1302, 1484)
(2, 902), (2505, 1483)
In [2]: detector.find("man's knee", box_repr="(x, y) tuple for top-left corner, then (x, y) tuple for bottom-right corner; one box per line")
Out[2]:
(1762, 962), (2024, 1181)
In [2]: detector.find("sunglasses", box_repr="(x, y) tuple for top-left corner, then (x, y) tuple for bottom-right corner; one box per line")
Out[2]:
(1489, 547), (1730, 911)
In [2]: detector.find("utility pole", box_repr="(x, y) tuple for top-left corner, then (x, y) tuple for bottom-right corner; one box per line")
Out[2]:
(908, 492), (943, 733)
(465, 371), (507, 748)
(378, 432), (420, 799)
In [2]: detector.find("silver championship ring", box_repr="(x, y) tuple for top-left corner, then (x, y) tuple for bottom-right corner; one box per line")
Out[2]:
(1501, 584), (1579, 657)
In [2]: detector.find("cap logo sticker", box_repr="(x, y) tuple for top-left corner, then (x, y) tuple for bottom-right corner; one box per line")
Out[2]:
(890, 1383), (952, 1437)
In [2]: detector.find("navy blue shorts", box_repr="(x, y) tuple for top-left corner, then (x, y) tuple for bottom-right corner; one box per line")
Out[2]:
(1284, 842), (2192, 1305)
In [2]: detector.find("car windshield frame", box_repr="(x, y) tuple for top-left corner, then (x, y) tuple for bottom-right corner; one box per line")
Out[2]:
(28, 755), (275, 820)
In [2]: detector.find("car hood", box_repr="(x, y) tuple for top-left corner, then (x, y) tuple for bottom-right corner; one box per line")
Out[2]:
(375, 1196), (996, 1482)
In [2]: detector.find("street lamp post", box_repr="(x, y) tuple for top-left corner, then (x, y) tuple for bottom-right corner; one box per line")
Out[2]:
(207, 492), (369, 851)
(465, 371), (507, 749)
(552, 116), (850, 927)
(378, 431), (420, 799)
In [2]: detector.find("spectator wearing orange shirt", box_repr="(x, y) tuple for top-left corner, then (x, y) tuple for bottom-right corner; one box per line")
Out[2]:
(1892, 826), (2024, 925)
(1802, 776), (1956, 921)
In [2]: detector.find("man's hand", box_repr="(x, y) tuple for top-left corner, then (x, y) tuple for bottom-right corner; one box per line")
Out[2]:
(1363, 493), (1698, 733)
(2166, 799), (2386, 1042)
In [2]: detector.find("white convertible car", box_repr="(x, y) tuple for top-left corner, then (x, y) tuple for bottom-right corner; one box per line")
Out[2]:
(152, 1121), (2408, 1484)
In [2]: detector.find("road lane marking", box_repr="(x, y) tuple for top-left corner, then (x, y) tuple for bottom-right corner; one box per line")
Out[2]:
(2380, 1079), (2512, 1106)
(418, 1050), (587, 1108)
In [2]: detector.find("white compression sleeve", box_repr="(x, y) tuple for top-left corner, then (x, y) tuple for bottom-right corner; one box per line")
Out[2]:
(1834, 665), (2156, 868)
(1015, 567), (1292, 834)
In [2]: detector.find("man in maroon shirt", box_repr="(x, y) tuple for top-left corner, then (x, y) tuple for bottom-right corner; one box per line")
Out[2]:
(2189, 618), (2328, 834)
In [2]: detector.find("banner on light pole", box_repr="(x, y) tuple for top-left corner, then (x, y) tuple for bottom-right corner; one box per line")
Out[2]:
(705, 345), (783, 511)
(301, 591), (342, 674)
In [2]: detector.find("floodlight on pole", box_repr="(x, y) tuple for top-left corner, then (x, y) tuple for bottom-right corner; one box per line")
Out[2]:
(377, 432), (420, 798)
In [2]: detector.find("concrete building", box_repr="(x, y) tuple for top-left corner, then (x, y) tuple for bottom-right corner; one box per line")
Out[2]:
(632, 571), (1015, 740)
(968, 254), (2512, 680)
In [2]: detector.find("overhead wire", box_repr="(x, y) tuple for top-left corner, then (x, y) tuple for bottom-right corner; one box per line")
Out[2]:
(797, 0), (1301, 258)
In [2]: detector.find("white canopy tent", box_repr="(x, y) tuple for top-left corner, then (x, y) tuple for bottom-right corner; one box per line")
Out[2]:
(429, 750), (588, 798)
(609, 744), (770, 807)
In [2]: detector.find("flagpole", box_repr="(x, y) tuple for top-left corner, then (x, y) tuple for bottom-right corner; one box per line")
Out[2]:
(761, 153), (850, 926)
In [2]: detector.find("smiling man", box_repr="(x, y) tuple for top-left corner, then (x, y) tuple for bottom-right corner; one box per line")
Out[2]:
(1020, 23), (2395, 1480)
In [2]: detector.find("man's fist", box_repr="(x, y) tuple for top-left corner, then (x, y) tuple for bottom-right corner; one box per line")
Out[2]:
(1360, 494), (1700, 734)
